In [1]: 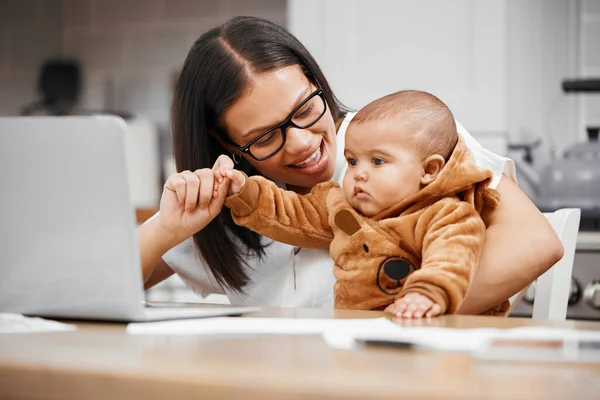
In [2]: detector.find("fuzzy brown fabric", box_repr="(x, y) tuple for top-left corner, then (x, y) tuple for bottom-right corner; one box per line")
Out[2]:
(226, 137), (510, 315)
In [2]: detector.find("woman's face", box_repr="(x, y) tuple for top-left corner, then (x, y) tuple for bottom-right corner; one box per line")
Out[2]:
(221, 65), (337, 191)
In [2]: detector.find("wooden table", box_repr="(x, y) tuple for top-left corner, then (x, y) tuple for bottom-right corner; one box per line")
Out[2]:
(1, 308), (599, 400)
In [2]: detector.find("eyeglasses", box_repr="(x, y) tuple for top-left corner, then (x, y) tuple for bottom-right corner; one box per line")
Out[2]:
(223, 85), (327, 161)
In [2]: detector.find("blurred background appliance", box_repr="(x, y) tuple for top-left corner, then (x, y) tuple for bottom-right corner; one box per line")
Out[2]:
(511, 78), (600, 320)
(19, 57), (161, 209)
(536, 78), (600, 230)
(21, 59), (82, 116)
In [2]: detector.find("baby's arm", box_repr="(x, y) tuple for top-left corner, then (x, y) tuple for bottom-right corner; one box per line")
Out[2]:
(391, 199), (486, 318)
(215, 156), (336, 249)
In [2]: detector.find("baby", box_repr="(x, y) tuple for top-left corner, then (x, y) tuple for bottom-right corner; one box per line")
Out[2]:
(217, 90), (509, 318)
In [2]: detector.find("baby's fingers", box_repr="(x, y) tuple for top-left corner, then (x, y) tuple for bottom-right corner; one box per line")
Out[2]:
(401, 302), (421, 319)
(393, 300), (408, 317)
(213, 154), (235, 183)
(226, 169), (246, 194)
(412, 302), (433, 319)
(384, 303), (395, 313)
(425, 303), (443, 318)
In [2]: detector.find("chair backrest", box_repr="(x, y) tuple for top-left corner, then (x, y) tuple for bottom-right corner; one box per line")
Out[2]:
(529, 208), (581, 320)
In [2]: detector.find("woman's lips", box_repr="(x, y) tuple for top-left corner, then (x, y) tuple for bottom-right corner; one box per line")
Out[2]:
(288, 140), (328, 175)
(293, 143), (321, 167)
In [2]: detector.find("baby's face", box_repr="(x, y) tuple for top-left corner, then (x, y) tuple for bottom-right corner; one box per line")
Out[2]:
(342, 120), (424, 217)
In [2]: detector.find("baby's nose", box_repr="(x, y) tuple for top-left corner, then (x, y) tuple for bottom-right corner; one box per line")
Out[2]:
(354, 168), (367, 180)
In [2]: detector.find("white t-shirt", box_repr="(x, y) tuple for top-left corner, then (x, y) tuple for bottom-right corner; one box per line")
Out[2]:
(162, 112), (516, 307)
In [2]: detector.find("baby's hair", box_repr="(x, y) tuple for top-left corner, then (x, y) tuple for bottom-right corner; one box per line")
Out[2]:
(352, 90), (458, 161)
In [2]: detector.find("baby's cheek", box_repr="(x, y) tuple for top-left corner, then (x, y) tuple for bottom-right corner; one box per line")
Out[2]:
(342, 185), (353, 201)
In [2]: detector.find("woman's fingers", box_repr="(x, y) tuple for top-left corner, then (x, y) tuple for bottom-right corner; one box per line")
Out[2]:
(208, 173), (230, 216)
(180, 170), (200, 211)
(164, 173), (187, 206)
(195, 169), (214, 208)
(164, 169), (220, 211)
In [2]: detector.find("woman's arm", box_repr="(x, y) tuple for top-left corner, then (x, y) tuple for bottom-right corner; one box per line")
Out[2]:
(143, 259), (175, 290)
(138, 216), (180, 285)
(457, 175), (564, 314)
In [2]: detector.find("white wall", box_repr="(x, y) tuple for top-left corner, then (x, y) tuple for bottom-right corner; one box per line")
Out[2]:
(288, 0), (588, 167)
(289, 0), (508, 134)
(507, 0), (578, 166)
(581, 0), (600, 134)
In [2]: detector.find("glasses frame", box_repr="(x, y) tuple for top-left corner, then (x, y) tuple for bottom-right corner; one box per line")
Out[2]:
(223, 85), (327, 161)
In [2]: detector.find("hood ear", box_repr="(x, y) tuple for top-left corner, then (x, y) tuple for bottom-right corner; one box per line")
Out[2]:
(334, 209), (362, 236)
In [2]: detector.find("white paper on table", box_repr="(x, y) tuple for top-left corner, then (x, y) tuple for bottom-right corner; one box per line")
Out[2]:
(127, 316), (600, 355)
(324, 325), (600, 353)
(472, 326), (600, 363)
(127, 317), (399, 337)
(0, 313), (77, 333)
(323, 326), (501, 351)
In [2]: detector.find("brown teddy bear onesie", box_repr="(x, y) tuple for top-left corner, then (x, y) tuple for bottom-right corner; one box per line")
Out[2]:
(225, 91), (511, 316)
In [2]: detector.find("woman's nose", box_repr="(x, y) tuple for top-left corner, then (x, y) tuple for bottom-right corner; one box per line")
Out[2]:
(284, 126), (313, 154)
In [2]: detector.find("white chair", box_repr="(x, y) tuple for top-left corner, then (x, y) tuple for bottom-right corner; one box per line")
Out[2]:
(509, 208), (581, 320)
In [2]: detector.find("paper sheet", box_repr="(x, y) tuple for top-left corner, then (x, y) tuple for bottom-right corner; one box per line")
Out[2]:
(472, 327), (600, 363)
(323, 326), (500, 351)
(127, 317), (398, 336)
(128, 316), (600, 355)
(0, 313), (77, 333)
(324, 325), (600, 352)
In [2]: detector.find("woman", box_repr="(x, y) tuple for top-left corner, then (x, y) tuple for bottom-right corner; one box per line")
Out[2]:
(139, 16), (563, 314)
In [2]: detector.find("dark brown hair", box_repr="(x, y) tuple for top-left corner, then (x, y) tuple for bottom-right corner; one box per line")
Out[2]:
(172, 16), (349, 292)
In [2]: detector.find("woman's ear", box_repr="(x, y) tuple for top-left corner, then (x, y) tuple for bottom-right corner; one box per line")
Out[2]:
(420, 155), (445, 185)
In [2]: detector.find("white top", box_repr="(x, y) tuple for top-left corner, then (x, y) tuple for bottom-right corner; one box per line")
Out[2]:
(162, 113), (516, 307)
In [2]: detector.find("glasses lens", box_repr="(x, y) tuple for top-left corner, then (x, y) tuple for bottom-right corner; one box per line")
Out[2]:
(248, 128), (284, 160)
(291, 93), (325, 128)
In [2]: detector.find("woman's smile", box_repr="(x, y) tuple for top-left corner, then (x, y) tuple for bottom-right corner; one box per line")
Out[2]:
(287, 138), (329, 175)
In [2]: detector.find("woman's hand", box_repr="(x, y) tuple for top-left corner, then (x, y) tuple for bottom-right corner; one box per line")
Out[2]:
(155, 163), (230, 244)
(139, 155), (236, 284)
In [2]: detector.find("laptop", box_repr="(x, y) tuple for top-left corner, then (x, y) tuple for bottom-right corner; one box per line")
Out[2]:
(0, 116), (259, 321)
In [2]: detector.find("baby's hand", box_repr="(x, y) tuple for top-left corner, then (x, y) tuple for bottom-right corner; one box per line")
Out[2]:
(387, 293), (442, 319)
(223, 168), (246, 195)
(212, 154), (246, 196)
